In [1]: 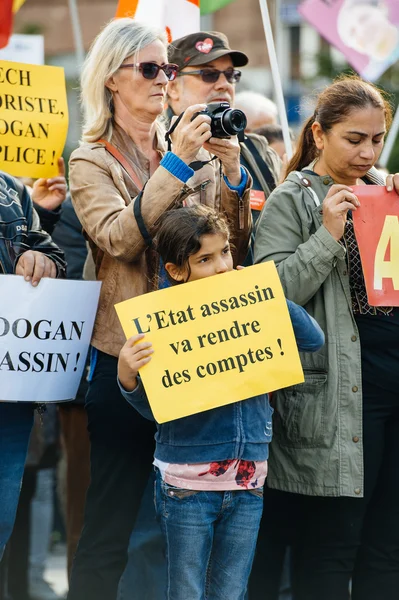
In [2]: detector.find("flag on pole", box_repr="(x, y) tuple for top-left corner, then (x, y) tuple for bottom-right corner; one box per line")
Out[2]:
(299, 0), (399, 81)
(0, 0), (27, 51)
(200, 0), (237, 14)
(0, 0), (14, 49)
(115, 0), (200, 41)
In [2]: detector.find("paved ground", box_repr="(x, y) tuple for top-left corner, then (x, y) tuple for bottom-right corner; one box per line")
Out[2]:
(45, 547), (68, 598)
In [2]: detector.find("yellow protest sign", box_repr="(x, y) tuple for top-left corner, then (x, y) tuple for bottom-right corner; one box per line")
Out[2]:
(0, 60), (68, 178)
(115, 262), (304, 423)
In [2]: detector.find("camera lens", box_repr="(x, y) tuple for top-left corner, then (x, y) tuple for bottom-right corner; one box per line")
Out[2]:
(221, 108), (247, 136)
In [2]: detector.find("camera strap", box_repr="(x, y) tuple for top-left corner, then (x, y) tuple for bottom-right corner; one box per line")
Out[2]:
(165, 115), (217, 172)
(240, 134), (276, 192)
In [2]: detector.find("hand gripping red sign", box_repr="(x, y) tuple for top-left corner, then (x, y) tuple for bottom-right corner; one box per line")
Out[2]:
(352, 185), (399, 306)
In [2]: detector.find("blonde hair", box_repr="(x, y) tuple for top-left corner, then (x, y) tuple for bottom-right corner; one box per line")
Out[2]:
(80, 18), (167, 142)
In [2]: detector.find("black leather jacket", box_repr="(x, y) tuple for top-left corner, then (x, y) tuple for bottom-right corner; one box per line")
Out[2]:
(0, 172), (65, 276)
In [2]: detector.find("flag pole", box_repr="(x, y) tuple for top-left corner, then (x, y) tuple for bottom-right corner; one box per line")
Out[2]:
(258, 0), (292, 159)
(68, 0), (85, 68)
(379, 106), (399, 168)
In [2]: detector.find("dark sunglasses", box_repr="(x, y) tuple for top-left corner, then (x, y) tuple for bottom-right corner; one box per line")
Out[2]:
(119, 62), (179, 81)
(178, 68), (242, 84)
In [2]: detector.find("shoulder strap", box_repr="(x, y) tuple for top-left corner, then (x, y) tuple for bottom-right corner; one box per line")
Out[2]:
(241, 136), (276, 192)
(292, 171), (321, 207)
(98, 139), (143, 191)
(98, 139), (152, 246)
(133, 187), (152, 247)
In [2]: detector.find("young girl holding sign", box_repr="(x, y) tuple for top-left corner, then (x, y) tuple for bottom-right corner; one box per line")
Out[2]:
(117, 205), (324, 600)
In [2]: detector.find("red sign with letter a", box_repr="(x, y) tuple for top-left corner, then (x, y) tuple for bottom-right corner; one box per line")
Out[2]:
(352, 186), (399, 306)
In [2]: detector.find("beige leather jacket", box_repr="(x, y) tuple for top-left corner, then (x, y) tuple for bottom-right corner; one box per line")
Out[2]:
(69, 125), (251, 357)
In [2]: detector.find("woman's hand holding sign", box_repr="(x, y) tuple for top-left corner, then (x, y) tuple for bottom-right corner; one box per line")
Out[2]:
(322, 184), (360, 241)
(118, 334), (154, 392)
(386, 173), (399, 195)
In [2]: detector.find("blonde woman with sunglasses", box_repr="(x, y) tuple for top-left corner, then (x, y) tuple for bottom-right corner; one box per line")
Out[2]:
(67, 17), (251, 600)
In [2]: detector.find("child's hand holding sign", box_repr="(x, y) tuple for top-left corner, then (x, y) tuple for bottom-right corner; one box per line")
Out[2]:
(118, 334), (154, 392)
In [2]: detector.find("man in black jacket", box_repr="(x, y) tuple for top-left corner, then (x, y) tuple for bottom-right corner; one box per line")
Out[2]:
(0, 169), (66, 566)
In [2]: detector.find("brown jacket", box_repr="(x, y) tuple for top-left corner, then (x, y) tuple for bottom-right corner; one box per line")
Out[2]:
(69, 125), (251, 357)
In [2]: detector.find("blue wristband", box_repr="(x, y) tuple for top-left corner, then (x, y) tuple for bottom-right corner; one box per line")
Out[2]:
(223, 167), (248, 197)
(161, 152), (194, 183)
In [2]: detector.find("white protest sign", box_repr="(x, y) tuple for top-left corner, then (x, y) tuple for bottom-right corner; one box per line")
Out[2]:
(0, 276), (101, 402)
(0, 34), (44, 65)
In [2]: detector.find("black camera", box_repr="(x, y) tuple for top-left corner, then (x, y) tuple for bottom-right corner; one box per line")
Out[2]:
(194, 102), (247, 139)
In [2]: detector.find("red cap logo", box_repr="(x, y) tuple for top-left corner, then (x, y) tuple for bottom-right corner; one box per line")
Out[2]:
(195, 38), (213, 54)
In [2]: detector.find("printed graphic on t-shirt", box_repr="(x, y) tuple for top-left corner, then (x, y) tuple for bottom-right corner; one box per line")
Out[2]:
(154, 458), (268, 491)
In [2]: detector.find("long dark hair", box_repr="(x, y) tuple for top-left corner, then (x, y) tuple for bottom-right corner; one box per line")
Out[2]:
(287, 75), (393, 177)
(154, 205), (230, 284)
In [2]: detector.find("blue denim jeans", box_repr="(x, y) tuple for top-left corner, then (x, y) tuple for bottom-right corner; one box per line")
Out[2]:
(117, 471), (166, 600)
(155, 469), (263, 600)
(0, 402), (34, 559)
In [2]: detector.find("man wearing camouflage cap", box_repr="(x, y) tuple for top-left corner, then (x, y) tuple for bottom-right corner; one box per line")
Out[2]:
(167, 31), (281, 262)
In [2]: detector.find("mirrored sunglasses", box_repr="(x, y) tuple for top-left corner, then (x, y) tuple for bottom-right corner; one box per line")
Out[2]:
(119, 62), (179, 81)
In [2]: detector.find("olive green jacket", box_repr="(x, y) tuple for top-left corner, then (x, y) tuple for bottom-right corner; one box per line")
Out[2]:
(254, 167), (384, 498)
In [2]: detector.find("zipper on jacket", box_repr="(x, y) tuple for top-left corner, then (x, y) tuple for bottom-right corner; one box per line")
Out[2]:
(239, 198), (244, 230)
(200, 180), (210, 203)
(236, 402), (245, 458)
(175, 179), (211, 206)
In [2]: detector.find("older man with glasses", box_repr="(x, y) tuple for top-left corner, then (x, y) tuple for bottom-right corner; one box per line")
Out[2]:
(166, 31), (281, 264)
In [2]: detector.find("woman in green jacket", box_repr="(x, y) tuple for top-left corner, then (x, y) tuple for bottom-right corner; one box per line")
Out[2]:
(251, 76), (399, 600)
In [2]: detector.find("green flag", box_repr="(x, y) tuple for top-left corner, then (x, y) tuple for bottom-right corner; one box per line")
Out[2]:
(200, 0), (237, 15)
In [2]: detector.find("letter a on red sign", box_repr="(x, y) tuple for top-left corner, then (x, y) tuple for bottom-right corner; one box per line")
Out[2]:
(352, 186), (399, 306)
(0, 0), (14, 49)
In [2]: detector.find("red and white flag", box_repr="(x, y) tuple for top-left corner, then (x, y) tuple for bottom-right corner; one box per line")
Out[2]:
(0, 0), (14, 49)
(115, 0), (200, 41)
(0, 0), (27, 49)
